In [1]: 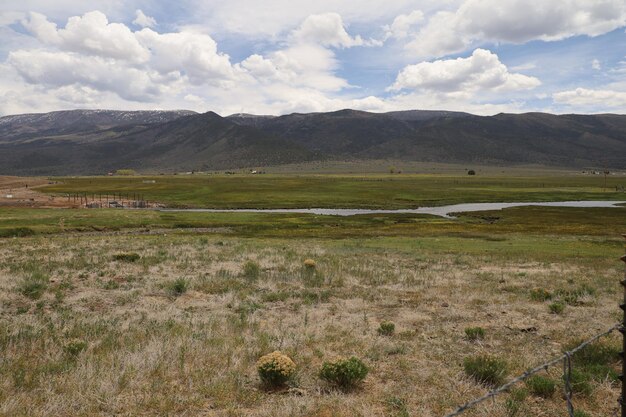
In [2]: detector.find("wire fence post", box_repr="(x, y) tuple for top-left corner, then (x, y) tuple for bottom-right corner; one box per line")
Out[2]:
(619, 235), (626, 417)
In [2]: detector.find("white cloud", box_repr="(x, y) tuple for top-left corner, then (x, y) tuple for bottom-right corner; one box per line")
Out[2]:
(184, 0), (436, 37)
(592, 59), (601, 70)
(2, 4), (622, 117)
(553, 88), (626, 111)
(135, 28), (237, 85)
(406, 0), (626, 57)
(133, 9), (156, 28)
(22, 11), (150, 63)
(0, 11), (25, 26)
(237, 13), (367, 92)
(291, 12), (380, 47)
(389, 49), (541, 94)
(7, 50), (173, 101)
(384, 10), (424, 40)
(21, 12), (61, 43)
(4, 10), (358, 114)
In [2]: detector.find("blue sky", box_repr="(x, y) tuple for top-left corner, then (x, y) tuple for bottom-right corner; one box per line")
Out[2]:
(0, 0), (625, 116)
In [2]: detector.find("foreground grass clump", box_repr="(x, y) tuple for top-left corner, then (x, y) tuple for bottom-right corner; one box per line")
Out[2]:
(505, 387), (528, 415)
(319, 357), (368, 389)
(243, 260), (260, 281)
(463, 355), (508, 387)
(64, 339), (88, 357)
(464, 327), (485, 341)
(377, 321), (395, 336)
(112, 252), (140, 262)
(257, 351), (296, 388)
(530, 287), (552, 301)
(525, 375), (556, 398)
(549, 301), (565, 314)
(18, 270), (49, 299)
(165, 278), (189, 296)
(564, 339), (620, 396)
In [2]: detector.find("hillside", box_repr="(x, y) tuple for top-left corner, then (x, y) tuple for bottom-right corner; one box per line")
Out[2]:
(0, 109), (625, 174)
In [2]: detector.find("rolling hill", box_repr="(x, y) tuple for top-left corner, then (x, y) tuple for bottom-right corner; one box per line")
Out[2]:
(0, 108), (624, 174)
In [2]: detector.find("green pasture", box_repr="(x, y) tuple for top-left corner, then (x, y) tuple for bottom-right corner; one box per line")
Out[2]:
(41, 173), (626, 209)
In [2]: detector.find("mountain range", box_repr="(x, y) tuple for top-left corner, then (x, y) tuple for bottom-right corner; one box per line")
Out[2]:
(0, 108), (624, 175)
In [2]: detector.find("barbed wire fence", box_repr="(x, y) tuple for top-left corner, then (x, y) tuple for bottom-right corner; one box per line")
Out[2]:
(443, 237), (626, 417)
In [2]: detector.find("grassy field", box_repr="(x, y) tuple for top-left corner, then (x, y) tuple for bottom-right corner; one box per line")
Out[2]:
(42, 173), (626, 209)
(1, 173), (625, 416)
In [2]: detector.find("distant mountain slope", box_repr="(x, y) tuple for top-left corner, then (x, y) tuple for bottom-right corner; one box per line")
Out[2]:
(0, 109), (196, 144)
(0, 108), (624, 175)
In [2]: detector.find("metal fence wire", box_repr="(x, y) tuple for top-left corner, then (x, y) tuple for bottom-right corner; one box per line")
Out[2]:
(445, 242), (626, 417)
(442, 324), (621, 417)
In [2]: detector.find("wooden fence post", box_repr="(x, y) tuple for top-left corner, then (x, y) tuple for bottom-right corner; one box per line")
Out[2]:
(619, 235), (626, 417)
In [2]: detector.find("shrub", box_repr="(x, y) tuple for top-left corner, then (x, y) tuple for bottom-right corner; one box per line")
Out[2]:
(385, 396), (409, 417)
(567, 339), (620, 368)
(302, 269), (325, 287)
(564, 339), (620, 385)
(573, 411), (591, 417)
(378, 321), (395, 336)
(530, 288), (552, 302)
(19, 271), (49, 300)
(115, 169), (137, 176)
(64, 339), (88, 357)
(256, 351), (296, 387)
(319, 356), (368, 388)
(243, 260), (260, 281)
(0, 227), (35, 238)
(463, 355), (508, 387)
(549, 301), (565, 314)
(566, 368), (592, 396)
(505, 387), (527, 416)
(166, 278), (189, 296)
(303, 259), (316, 268)
(467, 169), (476, 175)
(261, 291), (290, 303)
(464, 327), (485, 341)
(556, 284), (596, 306)
(525, 375), (556, 398)
(113, 252), (140, 263)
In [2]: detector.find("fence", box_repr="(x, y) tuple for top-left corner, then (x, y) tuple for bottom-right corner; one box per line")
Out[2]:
(65, 192), (149, 208)
(443, 235), (626, 417)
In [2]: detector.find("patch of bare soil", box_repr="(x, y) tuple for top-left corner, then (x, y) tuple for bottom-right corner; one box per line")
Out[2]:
(0, 176), (78, 208)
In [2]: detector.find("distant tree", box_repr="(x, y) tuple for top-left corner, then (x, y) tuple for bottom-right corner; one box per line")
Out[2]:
(467, 170), (476, 176)
(115, 169), (137, 176)
(389, 166), (396, 174)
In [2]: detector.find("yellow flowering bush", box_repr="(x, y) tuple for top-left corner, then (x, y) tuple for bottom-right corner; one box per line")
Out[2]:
(256, 351), (296, 386)
(303, 259), (316, 268)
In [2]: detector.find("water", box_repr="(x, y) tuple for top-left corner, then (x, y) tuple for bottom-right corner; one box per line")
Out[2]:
(160, 200), (625, 218)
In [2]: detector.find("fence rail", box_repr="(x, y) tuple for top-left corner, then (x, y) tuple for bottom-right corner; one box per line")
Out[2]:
(444, 237), (626, 417)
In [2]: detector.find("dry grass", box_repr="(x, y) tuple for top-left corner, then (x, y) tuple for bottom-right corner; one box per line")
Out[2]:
(0, 233), (621, 416)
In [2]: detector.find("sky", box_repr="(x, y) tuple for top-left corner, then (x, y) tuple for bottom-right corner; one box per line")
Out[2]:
(0, 0), (625, 116)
